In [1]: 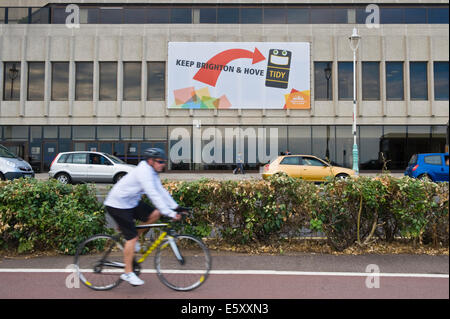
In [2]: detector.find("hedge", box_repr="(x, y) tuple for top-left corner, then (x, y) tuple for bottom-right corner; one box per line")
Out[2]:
(0, 175), (448, 255)
(0, 178), (106, 254)
(166, 175), (449, 251)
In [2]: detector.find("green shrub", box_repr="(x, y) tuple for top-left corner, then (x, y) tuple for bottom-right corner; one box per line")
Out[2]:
(0, 178), (107, 254)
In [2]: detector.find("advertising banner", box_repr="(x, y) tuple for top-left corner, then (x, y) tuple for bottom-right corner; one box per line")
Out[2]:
(168, 42), (310, 109)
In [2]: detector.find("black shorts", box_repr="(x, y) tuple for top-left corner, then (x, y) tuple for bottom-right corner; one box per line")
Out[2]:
(105, 201), (156, 240)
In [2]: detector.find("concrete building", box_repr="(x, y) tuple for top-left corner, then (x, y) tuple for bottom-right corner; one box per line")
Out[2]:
(0, 0), (448, 172)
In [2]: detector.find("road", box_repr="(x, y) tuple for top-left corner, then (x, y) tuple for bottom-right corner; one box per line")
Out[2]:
(0, 253), (448, 299)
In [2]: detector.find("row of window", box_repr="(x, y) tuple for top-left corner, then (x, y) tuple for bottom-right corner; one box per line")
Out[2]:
(314, 61), (449, 101)
(2, 61), (448, 102)
(1, 124), (447, 171)
(2, 62), (165, 101)
(1, 5), (449, 25)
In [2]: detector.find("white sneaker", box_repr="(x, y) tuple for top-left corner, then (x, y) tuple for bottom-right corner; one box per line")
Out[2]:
(120, 272), (145, 286)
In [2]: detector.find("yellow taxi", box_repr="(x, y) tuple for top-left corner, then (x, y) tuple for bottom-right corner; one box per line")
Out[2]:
(262, 154), (355, 182)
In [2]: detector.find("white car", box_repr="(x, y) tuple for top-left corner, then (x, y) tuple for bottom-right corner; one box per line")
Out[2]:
(49, 151), (135, 184)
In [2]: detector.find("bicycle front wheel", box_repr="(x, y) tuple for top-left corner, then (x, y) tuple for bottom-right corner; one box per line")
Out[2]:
(155, 235), (211, 291)
(74, 234), (124, 291)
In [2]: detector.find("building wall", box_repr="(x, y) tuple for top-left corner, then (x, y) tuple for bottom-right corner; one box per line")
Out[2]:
(0, 22), (448, 126)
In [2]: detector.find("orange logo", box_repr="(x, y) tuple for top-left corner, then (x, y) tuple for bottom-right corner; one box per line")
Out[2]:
(284, 89), (310, 109)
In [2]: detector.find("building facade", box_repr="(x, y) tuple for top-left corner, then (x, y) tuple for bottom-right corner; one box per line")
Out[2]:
(0, 0), (449, 172)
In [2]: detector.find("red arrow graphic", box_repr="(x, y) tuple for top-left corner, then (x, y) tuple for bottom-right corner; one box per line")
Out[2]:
(193, 48), (265, 87)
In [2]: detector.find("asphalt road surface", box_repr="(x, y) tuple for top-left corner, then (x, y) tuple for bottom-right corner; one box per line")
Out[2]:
(0, 253), (448, 300)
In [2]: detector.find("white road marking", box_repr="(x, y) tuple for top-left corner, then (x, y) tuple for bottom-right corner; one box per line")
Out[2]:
(0, 268), (448, 278)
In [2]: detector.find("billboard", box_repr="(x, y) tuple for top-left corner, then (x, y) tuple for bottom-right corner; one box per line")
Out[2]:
(167, 42), (310, 109)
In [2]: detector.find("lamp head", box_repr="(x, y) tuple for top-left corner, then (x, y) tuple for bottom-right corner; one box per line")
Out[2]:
(348, 28), (361, 52)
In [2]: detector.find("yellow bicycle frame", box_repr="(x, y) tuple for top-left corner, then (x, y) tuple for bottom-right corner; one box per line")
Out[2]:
(137, 231), (170, 263)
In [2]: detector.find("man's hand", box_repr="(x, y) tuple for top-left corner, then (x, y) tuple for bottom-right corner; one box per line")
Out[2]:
(172, 213), (182, 221)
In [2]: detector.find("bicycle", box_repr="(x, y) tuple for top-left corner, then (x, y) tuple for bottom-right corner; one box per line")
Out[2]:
(73, 209), (211, 291)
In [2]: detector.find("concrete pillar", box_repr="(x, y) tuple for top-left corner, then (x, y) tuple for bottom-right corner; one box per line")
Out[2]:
(68, 35), (75, 117)
(93, 36), (99, 117)
(19, 35), (27, 117)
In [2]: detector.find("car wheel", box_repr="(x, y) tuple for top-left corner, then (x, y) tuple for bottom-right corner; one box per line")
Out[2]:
(335, 173), (350, 180)
(55, 173), (71, 185)
(418, 174), (432, 181)
(113, 172), (126, 184)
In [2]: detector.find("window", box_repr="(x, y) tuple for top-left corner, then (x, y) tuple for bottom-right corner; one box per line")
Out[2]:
(428, 8), (449, 24)
(6, 7), (29, 24)
(148, 8), (170, 23)
(359, 126), (383, 170)
(123, 62), (141, 101)
(280, 156), (301, 165)
(0, 8), (5, 23)
(263, 8), (286, 24)
(380, 8), (404, 24)
(334, 8), (349, 23)
(124, 8), (148, 24)
(99, 8), (122, 24)
(434, 62), (449, 101)
(75, 62), (93, 101)
(241, 8), (262, 24)
(338, 62), (353, 100)
(386, 62), (404, 100)
(362, 62), (380, 100)
(31, 7), (50, 24)
(424, 155), (442, 165)
(89, 153), (111, 165)
(218, 8), (239, 23)
(314, 62), (333, 100)
(27, 62), (45, 101)
(71, 153), (87, 164)
(287, 8), (309, 23)
(147, 62), (165, 101)
(302, 156), (327, 167)
(3, 62), (21, 101)
(79, 8), (99, 24)
(57, 153), (69, 163)
(97, 126), (120, 140)
(170, 8), (192, 23)
(310, 8), (334, 24)
(51, 62), (69, 101)
(409, 62), (428, 100)
(404, 8), (427, 24)
(99, 62), (117, 101)
(199, 8), (217, 23)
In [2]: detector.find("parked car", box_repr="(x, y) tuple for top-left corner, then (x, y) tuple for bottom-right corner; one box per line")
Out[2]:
(49, 151), (136, 184)
(0, 144), (35, 180)
(405, 153), (449, 182)
(262, 154), (355, 182)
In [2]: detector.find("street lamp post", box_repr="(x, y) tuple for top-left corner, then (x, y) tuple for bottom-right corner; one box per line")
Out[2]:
(349, 28), (361, 174)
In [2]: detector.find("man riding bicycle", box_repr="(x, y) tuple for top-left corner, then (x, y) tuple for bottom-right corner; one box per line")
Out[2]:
(104, 148), (184, 286)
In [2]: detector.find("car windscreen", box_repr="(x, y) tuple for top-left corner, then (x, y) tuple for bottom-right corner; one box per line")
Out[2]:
(0, 146), (17, 158)
(104, 153), (126, 164)
(408, 154), (417, 166)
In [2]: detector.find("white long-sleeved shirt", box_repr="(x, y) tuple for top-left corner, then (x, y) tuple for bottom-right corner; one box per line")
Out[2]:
(104, 160), (178, 218)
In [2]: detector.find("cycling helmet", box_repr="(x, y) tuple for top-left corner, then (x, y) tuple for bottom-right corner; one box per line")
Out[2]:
(143, 147), (167, 160)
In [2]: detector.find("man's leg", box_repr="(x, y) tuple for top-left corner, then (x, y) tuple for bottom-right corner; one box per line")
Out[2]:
(137, 209), (161, 237)
(124, 236), (138, 273)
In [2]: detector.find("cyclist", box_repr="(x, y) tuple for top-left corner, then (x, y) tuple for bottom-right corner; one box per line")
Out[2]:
(104, 148), (184, 286)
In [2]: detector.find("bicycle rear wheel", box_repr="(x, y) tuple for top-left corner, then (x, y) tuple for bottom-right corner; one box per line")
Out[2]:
(74, 234), (124, 291)
(155, 235), (211, 291)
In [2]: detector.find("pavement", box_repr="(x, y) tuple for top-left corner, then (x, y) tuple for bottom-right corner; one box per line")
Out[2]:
(35, 171), (405, 182)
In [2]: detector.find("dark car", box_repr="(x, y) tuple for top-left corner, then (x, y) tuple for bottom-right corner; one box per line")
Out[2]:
(405, 153), (449, 182)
